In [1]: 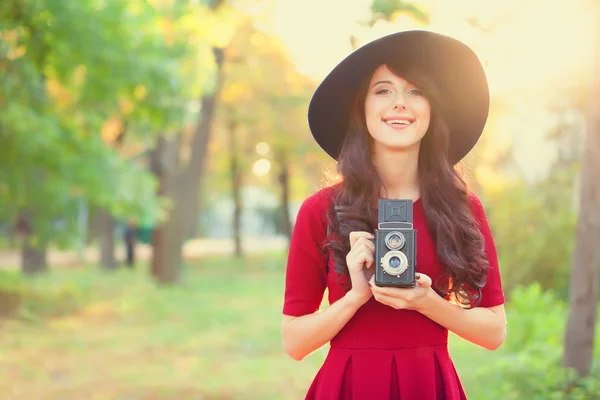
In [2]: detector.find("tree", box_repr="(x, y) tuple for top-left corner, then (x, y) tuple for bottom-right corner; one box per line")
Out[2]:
(349, 0), (429, 50)
(213, 18), (326, 247)
(0, 0), (180, 274)
(149, 0), (238, 284)
(563, 0), (600, 377)
(369, 0), (429, 25)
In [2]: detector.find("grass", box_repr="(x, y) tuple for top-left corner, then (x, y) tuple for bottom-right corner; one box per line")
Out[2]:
(1, 252), (504, 399)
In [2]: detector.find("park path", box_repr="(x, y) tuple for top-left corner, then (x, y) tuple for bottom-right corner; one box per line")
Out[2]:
(0, 236), (289, 270)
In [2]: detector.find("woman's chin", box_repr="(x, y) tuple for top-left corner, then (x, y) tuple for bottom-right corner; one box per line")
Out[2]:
(375, 140), (420, 154)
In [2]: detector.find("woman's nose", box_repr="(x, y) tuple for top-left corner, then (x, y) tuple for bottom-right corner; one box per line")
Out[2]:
(392, 94), (407, 111)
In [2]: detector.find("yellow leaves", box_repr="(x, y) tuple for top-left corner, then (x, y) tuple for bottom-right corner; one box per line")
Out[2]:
(45, 65), (87, 108)
(101, 117), (123, 143)
(158, 17), (175, 46)
(134, 85), (148, 101)
(2, 29), (27, 60)
(120, 98), (134, 116)
(250, 32), (266, 48)
(220, 82), (249, 104)
(7, 45), (26, 60)
(1, 29), (19, 44)
(46, 79), (74, 108)
(73, 65), (87, 87)
(189, 4), (239, 48)
(148, 0), (175, 8)
(118, 85), (146, 116)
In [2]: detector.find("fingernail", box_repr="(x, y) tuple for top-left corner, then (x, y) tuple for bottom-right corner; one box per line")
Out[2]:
(415, 273), (421, 280)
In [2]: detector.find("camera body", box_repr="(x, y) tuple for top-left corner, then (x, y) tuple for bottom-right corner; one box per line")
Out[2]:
(374, 199), (417, 288)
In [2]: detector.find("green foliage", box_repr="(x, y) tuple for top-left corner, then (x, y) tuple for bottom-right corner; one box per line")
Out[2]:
(0, 0), (192, 246)
(484, 180), (578, 298)
(0, 270), (85, 322)
(369, 0), (429, 25)
(460, 284), (600, 400)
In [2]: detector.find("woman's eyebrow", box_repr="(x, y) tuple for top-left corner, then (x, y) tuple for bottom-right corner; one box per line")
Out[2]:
(371, 80), (394, 88)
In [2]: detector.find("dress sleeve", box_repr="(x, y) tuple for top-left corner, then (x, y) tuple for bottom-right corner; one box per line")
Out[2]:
(470, 193), (505, 308)
(282, 190), (329, 317)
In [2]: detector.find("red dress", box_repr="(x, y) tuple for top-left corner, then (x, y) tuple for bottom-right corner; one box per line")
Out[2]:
(282, 184), (505, 400)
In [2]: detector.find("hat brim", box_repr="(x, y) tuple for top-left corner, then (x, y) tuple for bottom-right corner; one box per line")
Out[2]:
(307, 30), (490, 164)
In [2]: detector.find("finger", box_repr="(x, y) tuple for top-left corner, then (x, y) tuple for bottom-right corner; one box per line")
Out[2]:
(349, 231), (375, 248)
(363, 252), (375, 269)
(370, 284), (409, 297)
(416, 273), (432, 288)
(357, 237), (376, 253)
(355, 250), (374, 269)
(346, 251), (374, 271)
(369, 274), (375, 287)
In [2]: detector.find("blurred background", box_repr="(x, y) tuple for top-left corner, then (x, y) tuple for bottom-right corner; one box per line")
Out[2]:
(1, 0), (599, 399)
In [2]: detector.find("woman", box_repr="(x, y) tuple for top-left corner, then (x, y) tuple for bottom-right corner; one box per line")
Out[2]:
(281, 30), (506, 399)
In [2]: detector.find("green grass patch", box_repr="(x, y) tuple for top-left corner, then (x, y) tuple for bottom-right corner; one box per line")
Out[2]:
(0, 253), (598, 399)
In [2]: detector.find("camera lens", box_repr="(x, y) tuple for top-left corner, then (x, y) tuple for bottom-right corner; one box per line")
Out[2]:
(389, 256), (401, 268)
(381, 251), (409, 276)
(385, 231), (405, 250)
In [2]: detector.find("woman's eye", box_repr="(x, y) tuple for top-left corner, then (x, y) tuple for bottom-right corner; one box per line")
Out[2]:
(408, 89), (423, 96)
(375, 88), (392, 95)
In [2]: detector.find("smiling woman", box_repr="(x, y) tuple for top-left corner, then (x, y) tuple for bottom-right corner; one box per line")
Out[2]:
(281, 30), (506, 400)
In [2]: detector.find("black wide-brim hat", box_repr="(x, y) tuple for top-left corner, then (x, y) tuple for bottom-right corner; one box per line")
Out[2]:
(307, 30), (490, 164)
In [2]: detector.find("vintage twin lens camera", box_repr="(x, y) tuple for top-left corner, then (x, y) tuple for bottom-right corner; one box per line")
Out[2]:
(374, 199), (417, 288)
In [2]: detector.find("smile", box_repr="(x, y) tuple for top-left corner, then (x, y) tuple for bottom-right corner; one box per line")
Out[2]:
(383, 117), (414, 130)
(383, 119), (414, 130)
(386, 119), (412, 126)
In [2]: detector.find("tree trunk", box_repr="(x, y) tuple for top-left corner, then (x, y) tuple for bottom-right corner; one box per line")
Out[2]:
(276, 151), (293, 244)
(228, 120), (243, 258)
(563, 1), (600, 377)
(180, 47), (226, 240)
(150, 134), (184, 284)
(76, 197), (89, 263)
(18, 214), (48, 275)
(149, 1), (227, 284)
(21, 238), (47, 275)
(97, 208), (117, 269)
(149, 47), (225, 284)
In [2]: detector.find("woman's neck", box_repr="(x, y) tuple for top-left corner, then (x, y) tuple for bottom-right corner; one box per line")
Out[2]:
(373, 147), (420, 201)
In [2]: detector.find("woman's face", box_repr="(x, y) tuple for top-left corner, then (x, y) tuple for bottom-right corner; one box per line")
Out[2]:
(364, 64), (431, 156)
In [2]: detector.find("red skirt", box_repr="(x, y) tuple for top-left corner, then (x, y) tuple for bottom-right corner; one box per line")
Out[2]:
(305, 344), (466, 400)
(302, 300), (468, 400)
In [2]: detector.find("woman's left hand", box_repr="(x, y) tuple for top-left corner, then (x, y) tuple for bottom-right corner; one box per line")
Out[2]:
(369, 273), (433, 312)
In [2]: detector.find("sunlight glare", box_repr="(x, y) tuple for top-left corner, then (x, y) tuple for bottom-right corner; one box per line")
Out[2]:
(253, 158), (272, 177)
(256, 142), (270, 156)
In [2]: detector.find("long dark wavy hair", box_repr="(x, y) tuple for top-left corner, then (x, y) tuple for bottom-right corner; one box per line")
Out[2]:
(324, 62), (489, 308)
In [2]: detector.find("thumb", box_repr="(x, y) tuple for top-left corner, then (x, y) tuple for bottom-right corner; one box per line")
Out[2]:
(415, 273), (432, 288)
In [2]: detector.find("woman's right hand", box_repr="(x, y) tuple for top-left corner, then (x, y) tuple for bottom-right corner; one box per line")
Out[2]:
(345, 231), (376, 306)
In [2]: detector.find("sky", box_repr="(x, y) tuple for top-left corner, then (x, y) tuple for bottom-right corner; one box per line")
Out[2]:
(267, 0), (597, 181)
(270, 0), (596, 93)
